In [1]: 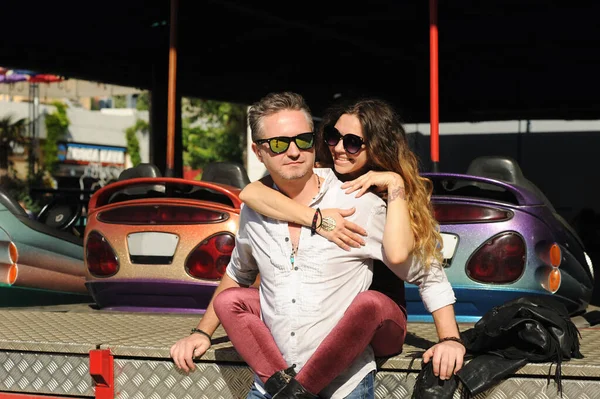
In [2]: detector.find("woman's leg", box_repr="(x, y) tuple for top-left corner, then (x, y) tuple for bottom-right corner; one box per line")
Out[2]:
(213, 287), (289, 382)
(295, 290), (407, 394)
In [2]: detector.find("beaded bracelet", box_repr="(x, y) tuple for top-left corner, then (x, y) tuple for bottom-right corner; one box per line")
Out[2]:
(439, 336), (464, 346)
(311, 208), (322, 235)
(190, 328), (212, 344)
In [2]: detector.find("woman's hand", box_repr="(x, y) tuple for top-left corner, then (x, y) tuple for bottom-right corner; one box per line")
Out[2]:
(318, 208), (367, 251)
(422, 340), (466, 380)
(341, 171), (404, 198)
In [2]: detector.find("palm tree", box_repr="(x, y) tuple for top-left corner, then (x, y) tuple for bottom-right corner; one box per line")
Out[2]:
(0, 114), (27, 177)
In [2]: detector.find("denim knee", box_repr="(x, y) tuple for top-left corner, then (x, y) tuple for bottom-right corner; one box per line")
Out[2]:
(343, 371), (375, 399)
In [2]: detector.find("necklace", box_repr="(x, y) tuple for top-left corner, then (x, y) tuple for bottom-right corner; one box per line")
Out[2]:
(292, 175), (320, 267)
(313, 174), (321, 199)
(290, 243), (297, 266)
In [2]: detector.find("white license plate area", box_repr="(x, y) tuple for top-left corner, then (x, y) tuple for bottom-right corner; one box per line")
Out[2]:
(441, 233), (458, 261)
(127, 232), (179, 257)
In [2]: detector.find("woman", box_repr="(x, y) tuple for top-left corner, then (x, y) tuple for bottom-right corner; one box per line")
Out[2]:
(215, 98), (465, 398)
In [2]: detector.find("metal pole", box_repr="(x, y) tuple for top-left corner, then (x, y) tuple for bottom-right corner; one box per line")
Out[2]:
(28, 83), (39, 178)
(33, 83), (39, 175)
(429, 0), (440, 172)
(165, 0), (178, 177)
(28, 83), (34, 178)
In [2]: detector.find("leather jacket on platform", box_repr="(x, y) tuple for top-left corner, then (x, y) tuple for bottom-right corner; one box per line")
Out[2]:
(412, 295), (583, 399)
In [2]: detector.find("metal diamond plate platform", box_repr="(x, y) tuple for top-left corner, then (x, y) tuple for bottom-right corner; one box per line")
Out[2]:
(375, 372), (600, 399)
(1, 305), (600, 398)
(0, 351), (93, 397)
(114, 358), (254, 399)
(0, 306), (241, 360)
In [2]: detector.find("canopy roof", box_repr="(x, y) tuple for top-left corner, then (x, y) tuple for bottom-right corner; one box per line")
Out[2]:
(1, 0), (598, 122)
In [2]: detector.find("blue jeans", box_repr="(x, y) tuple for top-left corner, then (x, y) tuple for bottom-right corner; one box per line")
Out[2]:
(246, 371), (375, 399)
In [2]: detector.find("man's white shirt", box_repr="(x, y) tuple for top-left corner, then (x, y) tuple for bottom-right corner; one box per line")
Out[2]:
(226, 168), (455, 398)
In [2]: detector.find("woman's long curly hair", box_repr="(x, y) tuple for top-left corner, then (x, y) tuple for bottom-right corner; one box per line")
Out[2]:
(316, 98), (444, 269)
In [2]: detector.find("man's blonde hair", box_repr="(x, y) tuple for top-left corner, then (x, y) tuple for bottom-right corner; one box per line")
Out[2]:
(248, 92), (313, 141)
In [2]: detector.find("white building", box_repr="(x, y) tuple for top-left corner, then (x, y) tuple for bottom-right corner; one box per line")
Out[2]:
(0, 100), (149, 187)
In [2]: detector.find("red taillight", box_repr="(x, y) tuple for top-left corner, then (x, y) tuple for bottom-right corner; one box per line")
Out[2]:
(215, 234), (235, 253)
(86, 231), (119, 277)
(433, 204), (512, 224)
(98, 206), (227, 224)
(466, 232), (526, 283)
(186, 233), (235, 280)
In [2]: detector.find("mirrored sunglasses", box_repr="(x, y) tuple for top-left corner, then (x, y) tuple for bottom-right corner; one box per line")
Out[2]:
(254, 132), (315, 154)
(323, 126), (365, 155)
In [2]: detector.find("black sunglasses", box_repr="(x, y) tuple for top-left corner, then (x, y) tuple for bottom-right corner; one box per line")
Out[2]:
(254, 132), (315, 154)
(323, 126), (365, 155)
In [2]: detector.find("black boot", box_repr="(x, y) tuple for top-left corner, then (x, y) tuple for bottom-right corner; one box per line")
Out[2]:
(264, 365), (297, 397)
(272, 377), (318, 399)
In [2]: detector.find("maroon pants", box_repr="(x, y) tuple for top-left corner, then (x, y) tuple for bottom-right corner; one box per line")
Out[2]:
(213, 287), (407, 395)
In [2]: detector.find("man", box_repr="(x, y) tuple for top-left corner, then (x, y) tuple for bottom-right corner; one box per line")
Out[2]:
(171, 92), (393, 398)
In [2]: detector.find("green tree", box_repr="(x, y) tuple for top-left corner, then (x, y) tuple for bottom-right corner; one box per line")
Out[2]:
(113, 95), (127, 108)
(136, 91), (151, 111)
(124, 119), (148, 167)
(0, 115), (27, 173)
(0, 115), (43, 213)
(43, 102), (69, 172)
(182, 98), (246, 171)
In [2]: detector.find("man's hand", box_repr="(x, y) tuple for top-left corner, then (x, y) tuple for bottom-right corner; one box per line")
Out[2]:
(318, 208), (367, 251)
(170, 273), (241, 372)
(170, 333), (211, 373)
(422, 340), (466, 380)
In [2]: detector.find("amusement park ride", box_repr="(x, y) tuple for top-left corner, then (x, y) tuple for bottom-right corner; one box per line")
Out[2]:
(0, 1), (598, 398)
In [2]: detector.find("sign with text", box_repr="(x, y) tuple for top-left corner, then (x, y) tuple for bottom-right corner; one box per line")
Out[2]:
(58, 142), (126, 166)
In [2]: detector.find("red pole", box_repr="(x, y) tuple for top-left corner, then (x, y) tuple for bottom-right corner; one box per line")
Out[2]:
(429, 0), (440, 172)
(165, 0), (178, 177)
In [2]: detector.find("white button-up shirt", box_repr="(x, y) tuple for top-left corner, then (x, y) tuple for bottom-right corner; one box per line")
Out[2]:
(226, 168), (455, 398)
